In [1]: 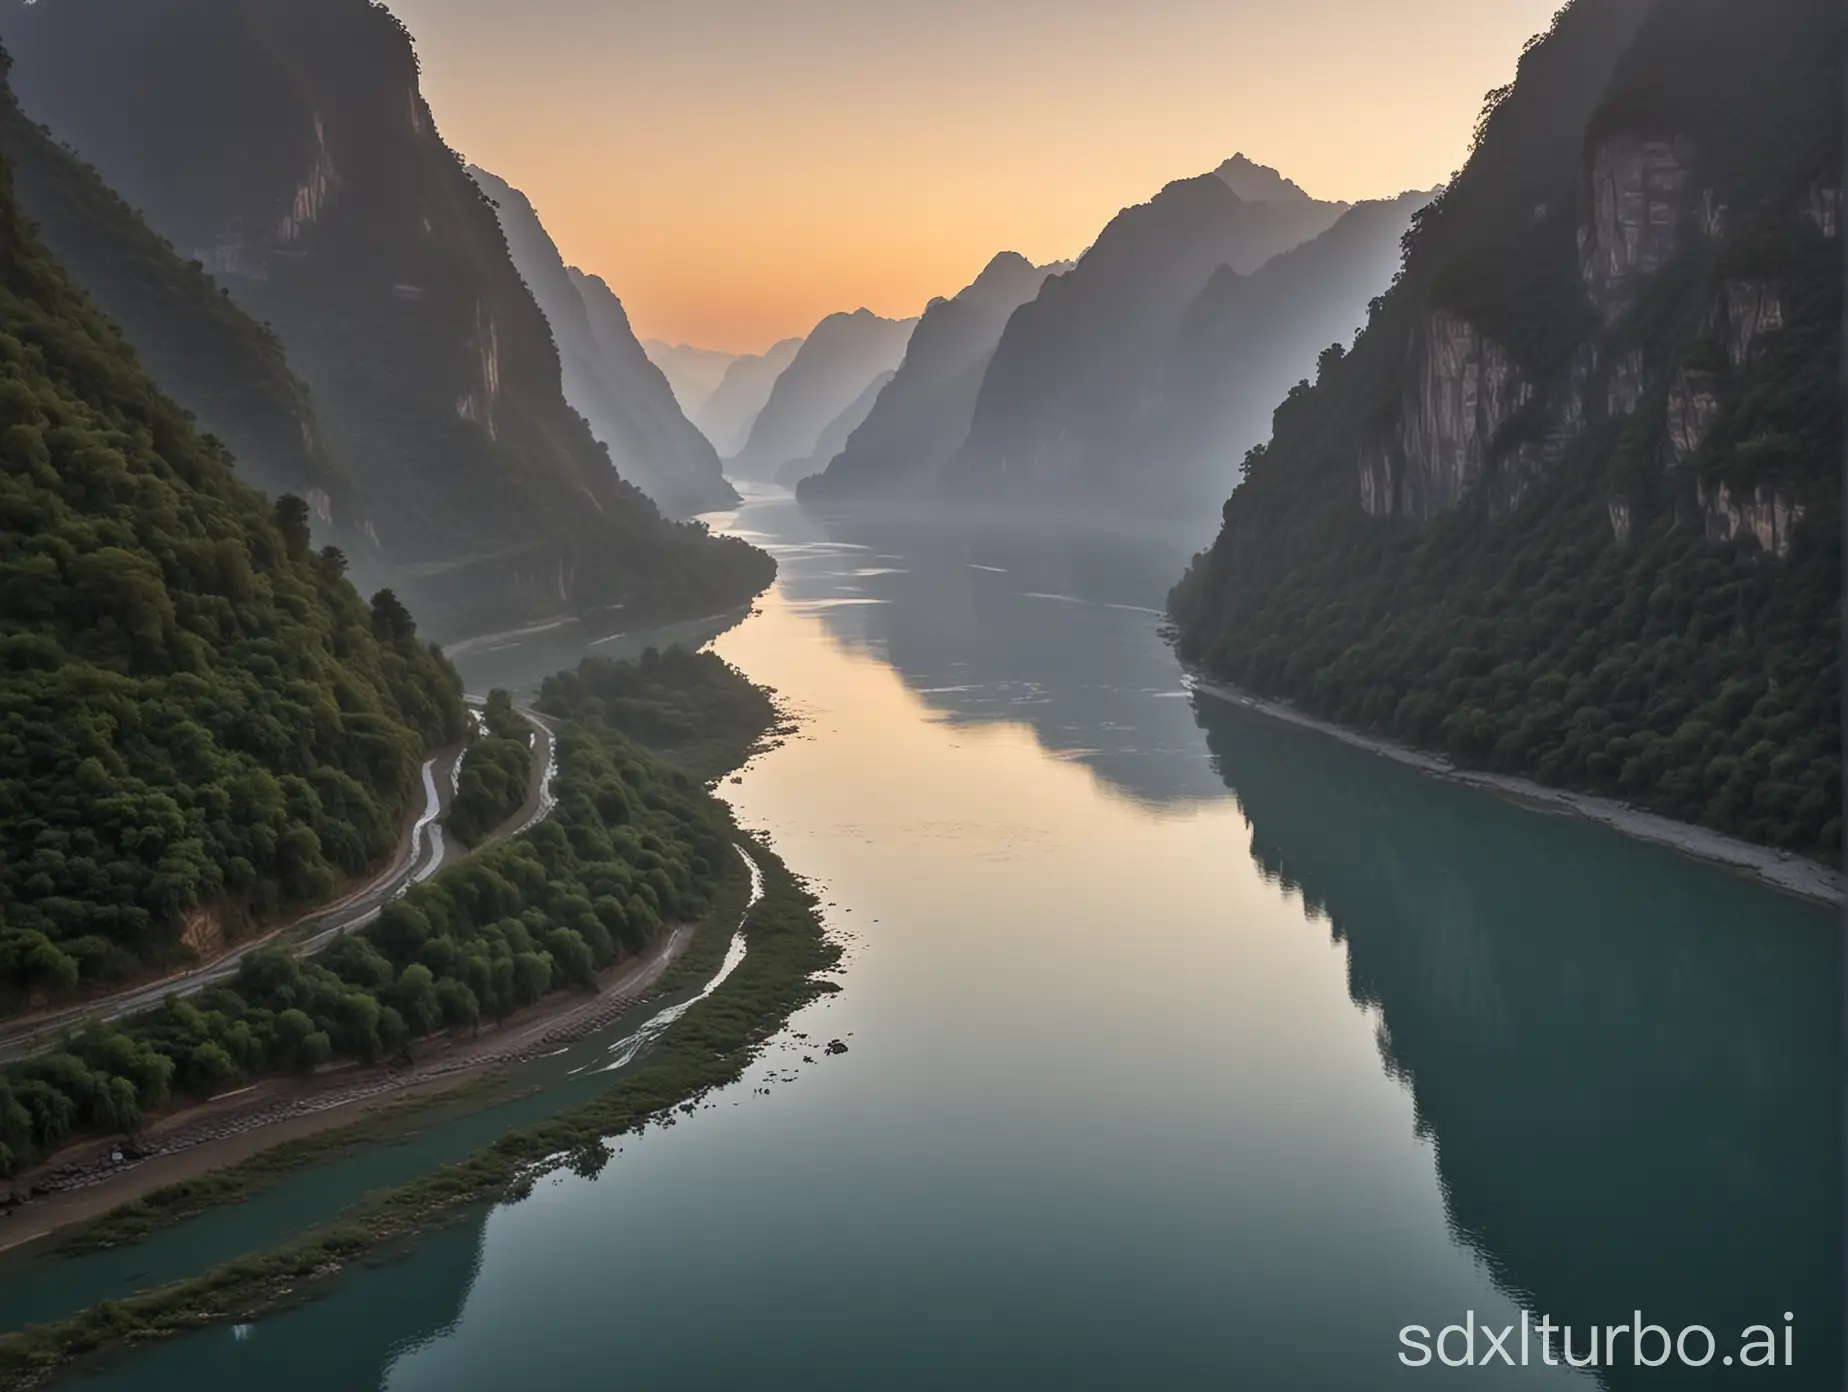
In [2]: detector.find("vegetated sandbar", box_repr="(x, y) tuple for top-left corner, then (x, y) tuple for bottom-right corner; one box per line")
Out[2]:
(0, 831), (836, 1391)
(1189, 676), (1845, 906)
(0, 911), (701, 1258)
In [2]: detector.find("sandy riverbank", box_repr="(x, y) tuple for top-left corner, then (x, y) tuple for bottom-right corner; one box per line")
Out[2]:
(0, 921), (695, 1255)
(1189, 676), (1845, 907)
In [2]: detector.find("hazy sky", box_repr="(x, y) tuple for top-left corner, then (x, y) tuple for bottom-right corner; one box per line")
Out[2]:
(392, 0), (1561, 353)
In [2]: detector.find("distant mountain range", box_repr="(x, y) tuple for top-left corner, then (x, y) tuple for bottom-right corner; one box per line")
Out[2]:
(940, 167), (1348, 509)
(693, 337), (805, 457)
(3, 0), (771, 635)
(643, 340), (738, 418)
(775, 369), (895, 487)
(798, 252), (1066, 502)
(727, 307), (917, 479)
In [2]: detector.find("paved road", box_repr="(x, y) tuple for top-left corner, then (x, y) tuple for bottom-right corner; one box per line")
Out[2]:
(0, 705), (558, 1064)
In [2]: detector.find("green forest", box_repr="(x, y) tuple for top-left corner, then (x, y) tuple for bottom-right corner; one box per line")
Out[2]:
(1170, 0), (1841, 859)
(446, 690), (533, 847)
(0, 647), (778, 1177)
(0, 138), (467, 1016)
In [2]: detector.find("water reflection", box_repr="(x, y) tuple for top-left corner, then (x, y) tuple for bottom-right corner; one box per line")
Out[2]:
(1196, 695), (1842, 1388)
(740, 493), (1230, 809)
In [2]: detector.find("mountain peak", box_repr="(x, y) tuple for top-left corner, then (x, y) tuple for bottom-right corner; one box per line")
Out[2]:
(1213, 153), (1312, 203)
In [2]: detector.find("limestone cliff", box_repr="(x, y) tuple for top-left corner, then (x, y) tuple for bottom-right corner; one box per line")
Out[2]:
(1172, 0), (1842, 861)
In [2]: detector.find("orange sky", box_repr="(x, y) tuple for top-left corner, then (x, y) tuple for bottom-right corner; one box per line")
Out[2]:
(391, 0), (1562, 354)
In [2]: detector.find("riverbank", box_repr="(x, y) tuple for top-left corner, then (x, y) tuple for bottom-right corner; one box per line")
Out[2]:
(0, 906), (701, 1258)
(0, 837), (835, 1391)
(1188, 675), (1845, 906)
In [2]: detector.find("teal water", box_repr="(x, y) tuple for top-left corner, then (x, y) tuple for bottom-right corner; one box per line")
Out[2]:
(46, 489), (1843, 1390)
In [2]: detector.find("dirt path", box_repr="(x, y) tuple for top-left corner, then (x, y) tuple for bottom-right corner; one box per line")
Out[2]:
(1190, 676), (1845, 905)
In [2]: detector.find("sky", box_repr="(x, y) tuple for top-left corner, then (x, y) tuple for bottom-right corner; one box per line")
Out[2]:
(391, 0), (1564, 354)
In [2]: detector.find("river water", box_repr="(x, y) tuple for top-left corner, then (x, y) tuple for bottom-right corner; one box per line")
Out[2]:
(47, 488), (1844, 1389)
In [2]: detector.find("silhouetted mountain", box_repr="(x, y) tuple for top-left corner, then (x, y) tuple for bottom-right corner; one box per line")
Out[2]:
(774, 368), (894, 487)
(942, 170), (1344, 507)
(1172, 0), (1841, 858)
(0, 61), (353, 538)
(468, 167), (737, 518)
(1141, 190), (1434, 513)
(642, 339), (737, 417)
(693, 336), (803, 456)
(2, 0), (771, 637)
(1211, 152), (1316, 203)
(798, 251), (1065, 502)
(728, 307), (916, 479)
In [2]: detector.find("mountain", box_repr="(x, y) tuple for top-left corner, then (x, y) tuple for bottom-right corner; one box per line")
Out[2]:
(0, 125), (465, 1011)
(2, 0), (771, 638)
(1143, 190), (1436, 513)
(1171, 0), (1841, 860)
(727, 308), (917, 479)
(692, 337), (803, 457)
(797, 251), (1066, 503)
(1211, 153), (1316, 203)
(642, 339), (737, 418)
(941, 168), (1346, 506)
(0, 62), (353, 539)
(774, 369), (895, 487)
(465, 165), (736, 517)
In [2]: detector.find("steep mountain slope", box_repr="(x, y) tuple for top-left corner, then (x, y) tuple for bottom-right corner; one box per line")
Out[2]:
(942, 170), (1345, 506)
(1171, 0), (1841, 859)
(3, 0), (770, 637)
(693, 337), (803, 456)
(798, 251), (1064, 503)
(468, 166), (736, 517)
(0, 135), (464, 1011)
(0, 62), (351, 537)
(728, 308), (917, 479)
(643, 339), (736, 417)
(1145, 190), (1435, 514)
(774, 369), (895, 487)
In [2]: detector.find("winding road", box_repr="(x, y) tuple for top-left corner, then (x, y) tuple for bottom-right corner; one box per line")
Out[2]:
(0, 703), (558, 1064)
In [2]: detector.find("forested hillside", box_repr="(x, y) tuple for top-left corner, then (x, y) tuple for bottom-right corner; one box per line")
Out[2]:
(0, 60), (352, 536)
(1171, 0), (1841, 859)
(2, 0), (772, 637)
(0, 136), (465, 1012)
(0, 648), (774, 1177)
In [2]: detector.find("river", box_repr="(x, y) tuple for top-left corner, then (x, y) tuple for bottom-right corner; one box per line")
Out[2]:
(41, 487), (1843, 1389)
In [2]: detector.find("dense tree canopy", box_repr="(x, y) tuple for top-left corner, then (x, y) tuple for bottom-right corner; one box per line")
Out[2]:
(0, 646), (776, 1176)
(0, 142), (465, 1011)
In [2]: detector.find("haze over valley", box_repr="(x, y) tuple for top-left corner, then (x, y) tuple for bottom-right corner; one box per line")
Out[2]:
(0, 2), (1835, 1388)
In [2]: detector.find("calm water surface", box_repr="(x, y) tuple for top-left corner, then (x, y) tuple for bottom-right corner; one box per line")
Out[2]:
(53, 489), (1842, 1389)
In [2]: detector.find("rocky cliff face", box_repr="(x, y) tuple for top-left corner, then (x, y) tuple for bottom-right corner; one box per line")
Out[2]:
(4, 0), (771, 634)
(0, 62), (353, 536)
(1171, 0), (1841, 861)
(1355, 51), (1834, 543)
(798, 251), (1063, 502)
